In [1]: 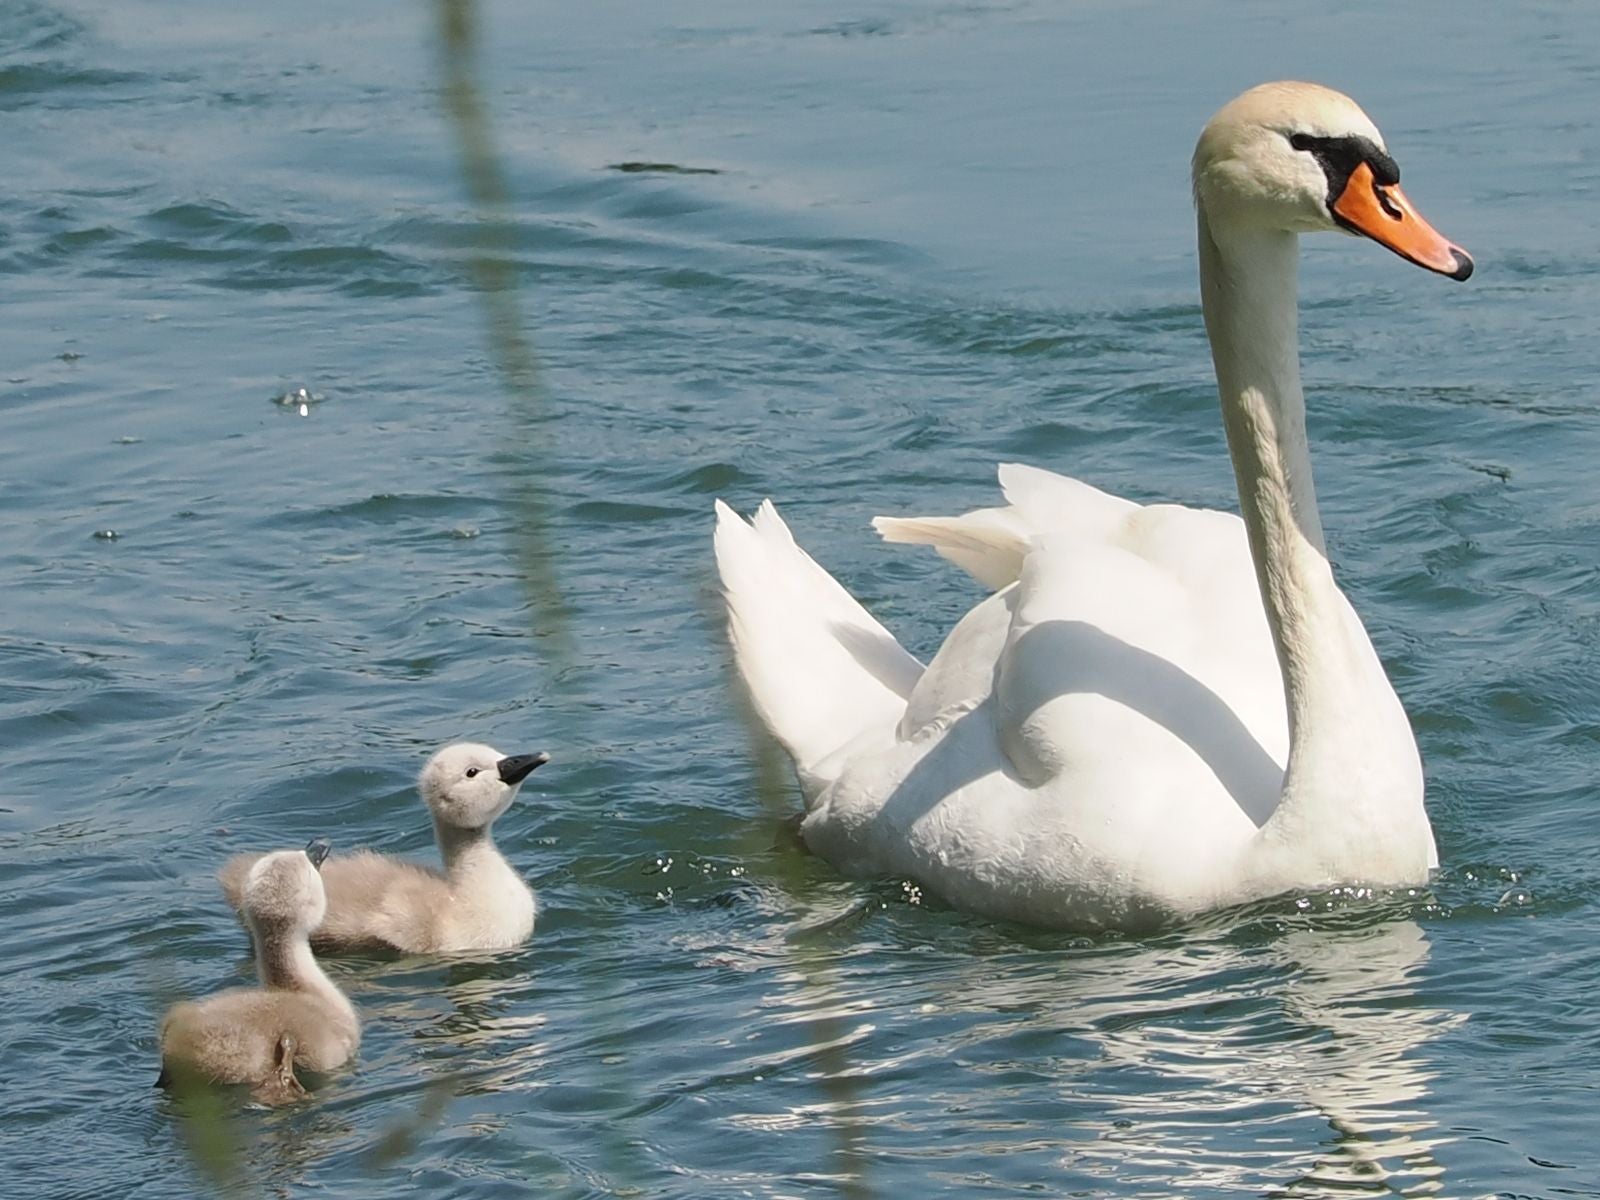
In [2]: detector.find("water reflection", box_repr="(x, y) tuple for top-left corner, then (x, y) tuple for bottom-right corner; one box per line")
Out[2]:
(746, 912), (1457, 1197)
(195, 954), (548, 1192)
(376, 955), (552, 1097)
(1274, 923), (1454, 1195)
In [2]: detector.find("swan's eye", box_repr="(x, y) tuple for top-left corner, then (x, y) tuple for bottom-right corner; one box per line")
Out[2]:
(1289, 132), (1314, 151)
(465, 767), (480, 779)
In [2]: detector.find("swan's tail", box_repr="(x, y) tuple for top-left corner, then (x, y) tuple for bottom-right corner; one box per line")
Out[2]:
(714, 499), (922, 789)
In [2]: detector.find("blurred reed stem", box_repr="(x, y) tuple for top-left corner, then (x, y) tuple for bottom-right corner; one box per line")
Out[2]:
(435, 0), (572, 664)
(433, 2), (658, 1192)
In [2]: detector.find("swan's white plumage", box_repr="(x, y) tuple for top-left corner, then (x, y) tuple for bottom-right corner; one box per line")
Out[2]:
(737, 485), (1305, 925)
(714, 499), (921, 791)
(715, 81), (1461, 928)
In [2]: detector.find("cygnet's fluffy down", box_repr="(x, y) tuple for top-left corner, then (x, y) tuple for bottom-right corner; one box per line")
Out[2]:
(160, 840), (359, 1104)
(219, 743), (548, 954)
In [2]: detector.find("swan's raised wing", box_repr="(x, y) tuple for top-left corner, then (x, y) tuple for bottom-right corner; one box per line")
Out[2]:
(875, 463), (1138, 591)
(881, 467), (1289, 826)
(715, 499), (923, 791)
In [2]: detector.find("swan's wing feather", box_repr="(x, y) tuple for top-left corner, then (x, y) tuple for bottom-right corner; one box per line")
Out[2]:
(874, 465), (1144, 593)
(715, 500), (922, 787)
(742, 501), (922, 699)
(998, 462), (1139, 545)
(897, 585), (1019, 739)
(882, 471), (1285, 776)
(1114, 502), (1294, 766)
(983, 503), (1288, 827)
(994, 530), (1195, 785)
(873, 508), (1031, 590)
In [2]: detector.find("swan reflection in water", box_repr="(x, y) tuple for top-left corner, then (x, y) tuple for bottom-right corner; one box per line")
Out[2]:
(1061, 917), (1456, 1195)
(743, 908), (1458, 1196)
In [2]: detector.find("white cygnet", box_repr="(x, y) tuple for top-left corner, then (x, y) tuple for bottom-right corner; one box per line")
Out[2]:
(219, 743), (548, 954)
(160, 840), (359, 1104)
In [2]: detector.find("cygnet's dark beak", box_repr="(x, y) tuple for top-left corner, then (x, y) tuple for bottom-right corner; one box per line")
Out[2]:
(497, 752), (550, 786)
(303, 837), (333, 869)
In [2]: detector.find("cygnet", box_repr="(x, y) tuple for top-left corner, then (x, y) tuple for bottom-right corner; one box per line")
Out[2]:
(160, 839), (359, 1104)
(219, 743), (549, 954)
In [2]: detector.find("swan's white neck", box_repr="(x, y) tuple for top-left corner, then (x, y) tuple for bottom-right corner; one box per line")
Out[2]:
(256, 922), (357, 1024)
(435, 820), (525, 897)
(434, 819), (534, 939)
(1197, 211), (1416, 856)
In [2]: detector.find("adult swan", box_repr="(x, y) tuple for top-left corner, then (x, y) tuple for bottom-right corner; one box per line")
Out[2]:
(713, 82), (1473, 929)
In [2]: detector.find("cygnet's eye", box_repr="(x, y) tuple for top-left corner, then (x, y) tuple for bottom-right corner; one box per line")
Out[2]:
(465, 767), (480, 779)
(1289, 132), (1313, 151)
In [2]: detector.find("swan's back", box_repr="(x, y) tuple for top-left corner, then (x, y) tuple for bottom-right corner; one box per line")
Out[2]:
(160, 987), (356, 1083)
(224, 848), (533, 953)
(224, 850), (448, 952)
(163, 847), (359, 1099)
(314, 851), (457, 952)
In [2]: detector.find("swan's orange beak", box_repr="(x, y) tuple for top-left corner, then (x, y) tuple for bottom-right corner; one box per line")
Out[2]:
(1332, 162), (1473, 281)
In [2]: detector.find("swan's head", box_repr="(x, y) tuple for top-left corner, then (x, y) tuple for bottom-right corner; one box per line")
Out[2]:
(243, 840), (331, 934)
(1193, 81), (1472, 280)
(419, 741), (550, 832)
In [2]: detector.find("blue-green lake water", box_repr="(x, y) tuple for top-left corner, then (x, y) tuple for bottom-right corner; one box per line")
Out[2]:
(6, 1), (1600, 1195)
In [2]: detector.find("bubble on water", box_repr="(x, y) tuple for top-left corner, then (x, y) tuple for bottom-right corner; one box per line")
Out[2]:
(92, 529), (119, 541)
(451, 525), (479, 539)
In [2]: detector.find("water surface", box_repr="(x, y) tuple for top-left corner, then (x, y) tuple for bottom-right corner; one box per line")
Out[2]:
(4, 1), (1600, 1196)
